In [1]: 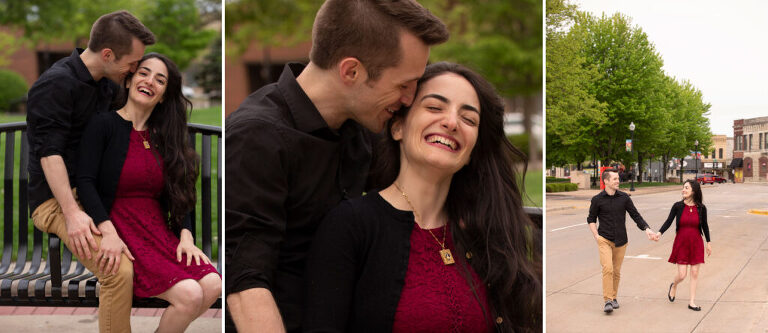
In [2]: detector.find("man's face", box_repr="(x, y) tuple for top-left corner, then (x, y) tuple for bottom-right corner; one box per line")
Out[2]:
(104, 38), (146, 84)
(349, 31), (430, 133)
(606, 172), (620, 190)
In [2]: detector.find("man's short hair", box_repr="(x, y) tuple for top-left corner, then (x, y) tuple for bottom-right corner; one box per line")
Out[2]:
(310, 0), (449, 81)
(88, 11), (155, 60)
(602, 169), (618, 183)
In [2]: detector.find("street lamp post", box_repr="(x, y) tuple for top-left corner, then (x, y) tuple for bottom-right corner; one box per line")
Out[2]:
(695, 140), (699, 183)
(629, 122), (636, 192)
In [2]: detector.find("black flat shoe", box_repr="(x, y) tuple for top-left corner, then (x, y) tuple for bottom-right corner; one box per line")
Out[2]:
(688, 305), (701, 311)
(668, 283), (675, 302)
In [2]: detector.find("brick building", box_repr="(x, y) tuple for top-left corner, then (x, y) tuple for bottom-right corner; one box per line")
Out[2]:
(732, 117), (768, 182)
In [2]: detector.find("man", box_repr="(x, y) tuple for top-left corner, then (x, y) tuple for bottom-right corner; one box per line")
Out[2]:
(587, 169), (658, 313)
(225, 0), (449, 331)
(26, 11), (155, 333)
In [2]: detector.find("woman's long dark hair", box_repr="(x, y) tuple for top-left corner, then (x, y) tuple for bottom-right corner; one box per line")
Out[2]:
(684, 179), (704, 207)
(370, 62), (542, 332)
(117, 53), (199, 227)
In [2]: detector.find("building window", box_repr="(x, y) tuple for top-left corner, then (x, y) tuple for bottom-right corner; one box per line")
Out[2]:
(749, 134), (753, 151)
(761, 133), (764, 150)
(712, 149), (715, 158)
(719, 148), (723, 159)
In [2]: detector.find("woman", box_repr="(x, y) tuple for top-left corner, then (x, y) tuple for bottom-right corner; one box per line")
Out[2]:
(304, 62), (542, 332)
(77, 53), (221, 332)
(656, 180), (712, 311)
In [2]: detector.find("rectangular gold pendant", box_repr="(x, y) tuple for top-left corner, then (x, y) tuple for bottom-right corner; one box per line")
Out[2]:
(440, 249), (455, 265)
(143, 141), (151, 149)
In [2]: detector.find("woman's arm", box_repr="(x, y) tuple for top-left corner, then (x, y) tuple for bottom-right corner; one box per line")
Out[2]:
(76, 114), (110, 225)
(76, 114), (133, 273)
(304, 203), (361, 333)
(658, 203), (677, 236)
(701, 205), (711, 242)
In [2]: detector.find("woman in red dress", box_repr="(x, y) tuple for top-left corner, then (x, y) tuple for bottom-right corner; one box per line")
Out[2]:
(656, 180), (712, 311)
(77, 53), (221, 332)
(305, 63), (542, 332)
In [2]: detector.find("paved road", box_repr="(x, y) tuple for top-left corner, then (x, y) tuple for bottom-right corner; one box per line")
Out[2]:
(546, 183), (768, 332)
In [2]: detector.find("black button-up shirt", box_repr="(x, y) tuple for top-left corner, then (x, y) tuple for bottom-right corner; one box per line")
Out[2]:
(26, 48), (118, 213)
(587, 190), (649, 247)
(225, 63), (372, 332)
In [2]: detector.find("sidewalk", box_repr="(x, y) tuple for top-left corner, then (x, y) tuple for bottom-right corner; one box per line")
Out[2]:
(0, 306), (221, 332)
(546, 184), (684, 212)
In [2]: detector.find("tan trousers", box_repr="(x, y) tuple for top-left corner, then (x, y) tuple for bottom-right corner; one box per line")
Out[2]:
(32, 195), (134, 333)
(597, 236), (627, 302)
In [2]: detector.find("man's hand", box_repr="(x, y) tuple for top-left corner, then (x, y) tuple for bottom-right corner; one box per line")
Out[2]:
(96, 221), (134, 275)
(64, 209), (101, 260)
(645, 228), (658, 241)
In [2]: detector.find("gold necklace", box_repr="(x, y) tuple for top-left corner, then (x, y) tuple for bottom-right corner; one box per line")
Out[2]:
(136, 130), (151, 149)
(393, 183), (455, 265)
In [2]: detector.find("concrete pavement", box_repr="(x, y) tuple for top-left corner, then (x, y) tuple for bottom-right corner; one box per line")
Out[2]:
(0, 308), (221, 332)
(546, 183), (768, 332)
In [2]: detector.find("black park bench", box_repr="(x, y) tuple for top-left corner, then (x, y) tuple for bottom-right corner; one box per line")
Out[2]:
(0, 121), (221, 308)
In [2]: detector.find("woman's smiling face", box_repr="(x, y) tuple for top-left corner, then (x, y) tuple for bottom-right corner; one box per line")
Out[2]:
(392, 72), (480, 174)
(127, 57), (169, 108)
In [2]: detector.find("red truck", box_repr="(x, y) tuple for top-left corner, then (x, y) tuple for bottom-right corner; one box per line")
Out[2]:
(697, 174), (726, 184)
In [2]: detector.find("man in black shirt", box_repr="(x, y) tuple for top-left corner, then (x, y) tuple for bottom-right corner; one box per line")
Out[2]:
(587, 169), (658, 313)
(225, 0), (449, 331)
(26, 11), (155, 332)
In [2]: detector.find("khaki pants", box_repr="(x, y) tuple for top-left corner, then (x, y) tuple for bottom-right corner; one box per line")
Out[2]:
(32, 194), (134, 333)
(597, 236), (627, 302)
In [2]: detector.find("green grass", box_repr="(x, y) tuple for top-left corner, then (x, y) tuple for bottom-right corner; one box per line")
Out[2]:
(190, 106), (221, 127)
(1, 106), (223, 262)
(0, 113), (25, 124)
(523, 169), (543, 207)
(619, 181), (681, 189)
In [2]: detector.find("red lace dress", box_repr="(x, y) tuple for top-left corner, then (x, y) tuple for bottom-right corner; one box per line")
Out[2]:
(109, 129), (218, 297)
(667, 205), (705, 265)
(393, 223), (492, 333)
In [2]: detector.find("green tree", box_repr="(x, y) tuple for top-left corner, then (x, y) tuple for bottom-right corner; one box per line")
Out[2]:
(142, 0), (216, 70)
(0, 0), (215, 70)
(546, 0), (606, 167)
(195, 36), (222, 97)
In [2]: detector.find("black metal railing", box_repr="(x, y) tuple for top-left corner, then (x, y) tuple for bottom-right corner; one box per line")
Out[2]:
(0, 121), (221, 308)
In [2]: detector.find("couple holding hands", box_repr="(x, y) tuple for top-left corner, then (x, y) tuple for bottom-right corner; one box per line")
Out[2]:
(588, 169), (713, 314)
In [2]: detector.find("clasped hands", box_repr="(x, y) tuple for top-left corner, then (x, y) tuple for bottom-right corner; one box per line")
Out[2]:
(645, 228), (660, 242)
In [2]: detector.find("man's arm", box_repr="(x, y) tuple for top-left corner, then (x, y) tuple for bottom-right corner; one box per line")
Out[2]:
(624, 196), (657, 240)
(588, 222), (599, 241)
(40, 155), (100, 259)
(225, 117), (289, 331)
(227, 289), (285, 333)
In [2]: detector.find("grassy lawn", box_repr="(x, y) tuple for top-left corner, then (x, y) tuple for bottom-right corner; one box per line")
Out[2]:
(190, 106), (222, 127)
(523, 169), (543, 207)
(1, 106), (222, 261)
(0, 113), (26, 124)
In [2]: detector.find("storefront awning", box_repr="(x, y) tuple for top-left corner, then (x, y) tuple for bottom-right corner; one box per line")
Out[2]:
(730, 158), (743, 168)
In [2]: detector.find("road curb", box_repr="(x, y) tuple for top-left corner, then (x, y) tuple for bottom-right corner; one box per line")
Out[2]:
(547, 205), (589, 212)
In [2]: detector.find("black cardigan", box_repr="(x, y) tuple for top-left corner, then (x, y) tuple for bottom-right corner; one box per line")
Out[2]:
(658, 201), (710, 242)
(76, 111), (191, 230)
(303, 192), (496, 332)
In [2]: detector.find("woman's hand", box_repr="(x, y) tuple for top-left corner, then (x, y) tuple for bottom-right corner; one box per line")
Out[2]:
(176, 229), (211, 266)
(706, 242), (712, 256)
(96, 221), (135, 275)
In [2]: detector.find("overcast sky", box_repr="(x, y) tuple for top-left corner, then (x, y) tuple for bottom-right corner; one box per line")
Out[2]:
(575, 0), (768, 136)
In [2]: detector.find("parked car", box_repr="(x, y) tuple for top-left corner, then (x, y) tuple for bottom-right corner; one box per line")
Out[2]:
(697, 174), (726, 184)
